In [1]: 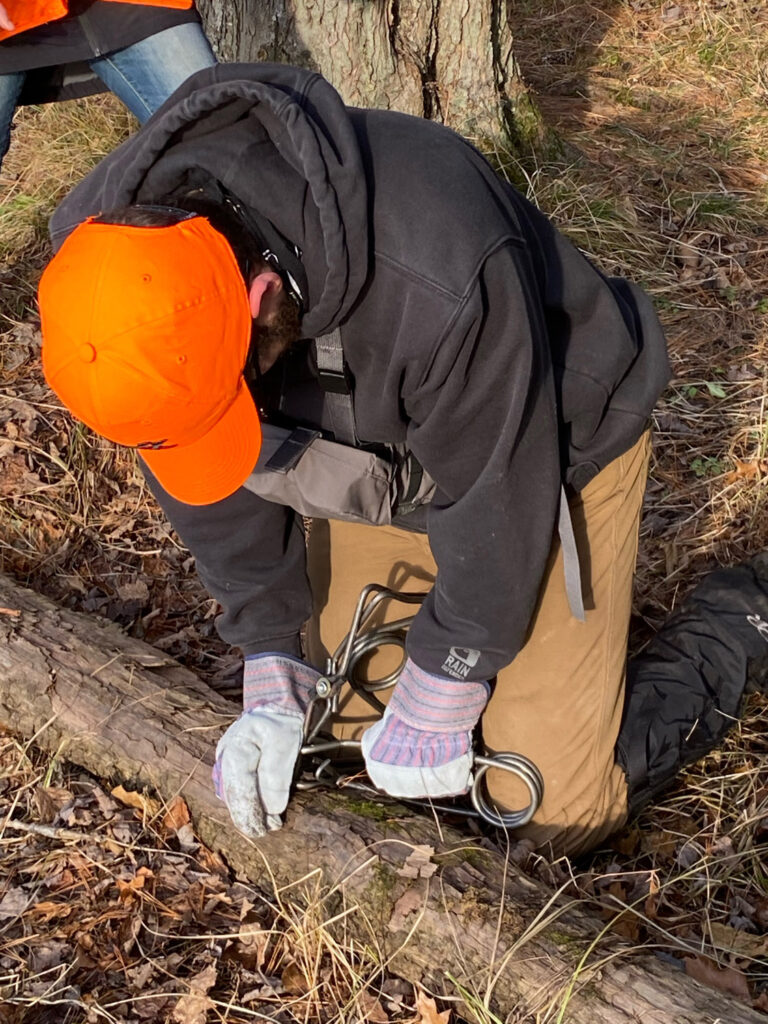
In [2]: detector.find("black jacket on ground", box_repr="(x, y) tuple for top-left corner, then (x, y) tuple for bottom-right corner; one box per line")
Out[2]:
(1, 1), (200, 103)
(49, 63), (670, 682)
(618, 558), (768, 812)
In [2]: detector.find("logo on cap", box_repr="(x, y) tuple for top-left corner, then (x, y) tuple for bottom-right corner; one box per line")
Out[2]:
(135, 439), (176, 451)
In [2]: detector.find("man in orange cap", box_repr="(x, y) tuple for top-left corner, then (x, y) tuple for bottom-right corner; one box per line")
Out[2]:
(38, 64), (768, 855)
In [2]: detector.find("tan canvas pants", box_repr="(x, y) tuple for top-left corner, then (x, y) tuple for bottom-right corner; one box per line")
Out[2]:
(306, 431), (651, 857)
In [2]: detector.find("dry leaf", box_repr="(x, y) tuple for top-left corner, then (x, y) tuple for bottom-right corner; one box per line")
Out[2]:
(358, 990), (389, 1023)
(725, 458), (768, 486)
(398, 845), (438, 880)
(610, 827), (640, 856)
(0, 887), (29, 920)
(684, 954), (751, 1001)
(610, 912), (640, 942)
(644, 871), (660, 920)
(235, 922), (269, 971)
(241, 984), (280, 1004)
(175, 822), (198, 852)
(239, 898), (255, 920)
(28, 900), (75, 923)
(59, 802), (93, 828)
(709, 922), (768, 960)
(34, 785), (73, 823)
(282, 960), (310, 995)
(606, 878), (629, 901)
(162, 795), (191, 831)
(117, 580), (149, 603)
(196, 844), (229, 876)
(111, 784), (161, 819)
(91, 785), (118, 817)
(171, 990), (215, 1023)
(677, 237), (701, 267)
(28, 940), (71, 973)
(6, 396), (40, 434)
(171, 963), (217, 1024)
(117, 866), (154, 900)
(44, 867), (76, 893)
(126, 961), (154, 991)
(0, 454), (40, 498)
(388, 884), (426, 933)
(413, 989), (451, 1024)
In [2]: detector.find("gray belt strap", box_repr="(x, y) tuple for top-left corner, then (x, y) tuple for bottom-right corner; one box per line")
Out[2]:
(558, 484), (585, 621)
(314, 328), (358, 445)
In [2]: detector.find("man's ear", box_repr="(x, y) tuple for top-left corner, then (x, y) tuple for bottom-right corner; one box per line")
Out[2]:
(248, 271), (284, 323)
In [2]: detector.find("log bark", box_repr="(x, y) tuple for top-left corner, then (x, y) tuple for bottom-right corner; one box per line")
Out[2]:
(0, 572), (761, 1024)
(196, 0), (541, 152)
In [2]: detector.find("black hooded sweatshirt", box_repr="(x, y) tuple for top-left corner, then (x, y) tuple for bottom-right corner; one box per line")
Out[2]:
(48, 63), (670, 683)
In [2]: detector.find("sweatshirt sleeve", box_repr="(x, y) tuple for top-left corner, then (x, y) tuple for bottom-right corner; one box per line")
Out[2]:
(402, 242), (562, 682)
(141, 462), (312, 658)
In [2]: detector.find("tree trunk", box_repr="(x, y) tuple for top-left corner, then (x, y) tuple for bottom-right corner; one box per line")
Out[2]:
(0, 573), (761, 1024)
(195, 0), (541, 152)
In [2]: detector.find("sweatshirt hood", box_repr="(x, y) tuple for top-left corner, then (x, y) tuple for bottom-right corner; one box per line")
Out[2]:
(49, 63), (369, 337)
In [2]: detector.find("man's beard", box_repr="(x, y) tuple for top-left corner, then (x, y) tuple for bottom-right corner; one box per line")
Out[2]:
(252, 293), (303, 374)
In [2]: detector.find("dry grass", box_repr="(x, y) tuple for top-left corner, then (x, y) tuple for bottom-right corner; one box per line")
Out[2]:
(2, 1), (768, 1019)
(0, 94), (135, 318)
(510, 0), (768, 621)
(0, 737), (424, 1024)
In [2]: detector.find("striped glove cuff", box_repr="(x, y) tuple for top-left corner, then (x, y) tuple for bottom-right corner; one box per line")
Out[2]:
(387, 657), (490, 734)
(243, 653), (321, 716)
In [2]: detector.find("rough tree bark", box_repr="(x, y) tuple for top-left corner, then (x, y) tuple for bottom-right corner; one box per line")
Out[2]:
(0, 573), (761, 1024)
(195, 0), (541, 153)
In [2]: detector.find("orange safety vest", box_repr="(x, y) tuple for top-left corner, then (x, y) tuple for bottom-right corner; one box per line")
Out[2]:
(0, 0), (194, 44)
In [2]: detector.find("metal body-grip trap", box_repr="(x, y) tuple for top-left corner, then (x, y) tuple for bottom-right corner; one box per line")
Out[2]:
(298, 584), (544, 829)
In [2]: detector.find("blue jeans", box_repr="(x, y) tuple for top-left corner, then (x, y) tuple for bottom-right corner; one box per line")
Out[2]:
(0, 21), (216, 165)
(0, 70), (24, 163)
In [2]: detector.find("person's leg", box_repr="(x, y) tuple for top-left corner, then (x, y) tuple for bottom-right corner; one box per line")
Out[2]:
(306, 431), (650, 859)
(89, 22), (216, 124)
(0, 72), (26, 169)
(481, 431), (651, 857)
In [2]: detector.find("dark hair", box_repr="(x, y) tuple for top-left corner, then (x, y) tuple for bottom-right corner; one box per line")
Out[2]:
(97, 205), (184, 228)
(96, 198), (269, 281)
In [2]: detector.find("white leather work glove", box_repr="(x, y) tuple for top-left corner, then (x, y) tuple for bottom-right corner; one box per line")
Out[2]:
(213, 654), (320, 837)
(361, 657), (490, 799)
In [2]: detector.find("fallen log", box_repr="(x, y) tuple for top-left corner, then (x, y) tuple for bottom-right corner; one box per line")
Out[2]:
(0, 572), (761, 1024)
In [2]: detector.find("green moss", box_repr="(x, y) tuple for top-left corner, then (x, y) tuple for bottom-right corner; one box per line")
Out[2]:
(546, 928), (585, 959)
(344, 798), (406, 822)
(510, 93), (549, 148)
(362, 860), (400, 915)
(436, 845), (491, 872)
(459, 886), (491, 922)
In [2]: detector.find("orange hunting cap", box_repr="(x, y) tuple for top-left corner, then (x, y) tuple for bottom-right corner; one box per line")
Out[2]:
(38, 215), (260, 506)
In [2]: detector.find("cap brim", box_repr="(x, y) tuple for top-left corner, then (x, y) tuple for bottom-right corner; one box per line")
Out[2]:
(140, 379), (261, 506)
